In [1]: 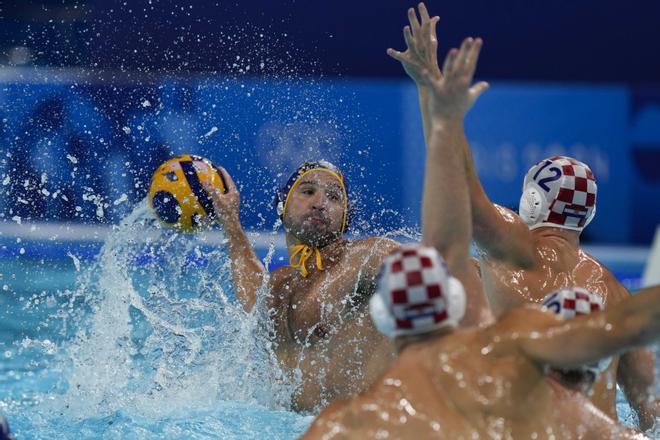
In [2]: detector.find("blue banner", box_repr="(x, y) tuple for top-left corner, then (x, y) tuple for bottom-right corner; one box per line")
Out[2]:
(0, 74), (654, 243)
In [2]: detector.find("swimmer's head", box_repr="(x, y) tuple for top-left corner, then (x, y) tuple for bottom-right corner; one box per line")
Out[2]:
(275, 160), (351, 247)
(369, 244), (466, 339)
(541, 287), (611, 383)
(519, 156), (597, 232)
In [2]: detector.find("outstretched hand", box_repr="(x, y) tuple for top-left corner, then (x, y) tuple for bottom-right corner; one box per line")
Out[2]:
(201, 166), (241, 229)
(386, 3), (441, 86)
(388, 3), (489, 120)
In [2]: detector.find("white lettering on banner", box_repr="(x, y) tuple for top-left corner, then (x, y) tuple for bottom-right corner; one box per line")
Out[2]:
(471, 141), (610, 183)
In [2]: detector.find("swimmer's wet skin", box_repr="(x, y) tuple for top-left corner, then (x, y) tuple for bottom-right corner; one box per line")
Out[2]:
(203, 161), (402, 411)
(540, 288), (612, 394)
(304, 245), (660, 438)
(409, 0), (660, 428)
(304, 5), (656, 438)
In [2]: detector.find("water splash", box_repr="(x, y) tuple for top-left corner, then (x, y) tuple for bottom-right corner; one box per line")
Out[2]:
(8, 199), (299, 431)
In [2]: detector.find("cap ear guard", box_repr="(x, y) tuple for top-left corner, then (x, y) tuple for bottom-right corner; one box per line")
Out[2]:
(518, 185), (547, 228)
(369, 292), (396, 338)
(446, 276), (467, 327)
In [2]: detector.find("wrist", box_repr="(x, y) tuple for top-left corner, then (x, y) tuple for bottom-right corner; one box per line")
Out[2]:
(220, 213), (243, 234)
(430, 115), (464, 132)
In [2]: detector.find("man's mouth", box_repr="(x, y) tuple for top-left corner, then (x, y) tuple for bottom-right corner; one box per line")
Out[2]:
(304, 214), (329, 226)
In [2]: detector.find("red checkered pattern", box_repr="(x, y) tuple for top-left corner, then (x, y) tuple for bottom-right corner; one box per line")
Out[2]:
(377, 244), (451, 332)
(528, 156), (597, 229)
(541, 287), (604, 319)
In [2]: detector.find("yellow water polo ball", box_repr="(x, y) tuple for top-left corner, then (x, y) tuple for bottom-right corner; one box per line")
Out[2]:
(148, 154), (226, 232)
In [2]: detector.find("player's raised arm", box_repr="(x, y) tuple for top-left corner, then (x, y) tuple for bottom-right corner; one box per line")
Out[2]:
(203, 167), (267, 311)
(392, 4), (537, 269)
(388, 6), (484, 270)
(388, 3), (492, 325)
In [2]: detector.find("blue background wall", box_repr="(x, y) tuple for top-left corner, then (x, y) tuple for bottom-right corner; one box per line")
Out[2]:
(1, 76), (658, 244)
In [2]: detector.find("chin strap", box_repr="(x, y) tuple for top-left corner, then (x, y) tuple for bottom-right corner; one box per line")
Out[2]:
(288, 243), (324, 277)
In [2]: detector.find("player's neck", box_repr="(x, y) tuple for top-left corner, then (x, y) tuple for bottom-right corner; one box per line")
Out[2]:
(285, 232), (346, 252)
(532, 227), (581, 247)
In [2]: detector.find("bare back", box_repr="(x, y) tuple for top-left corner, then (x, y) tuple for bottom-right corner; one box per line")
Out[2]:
(303, 314), (645, 439)
(270, 237), (398, 412)
(480, 232), (631, 418)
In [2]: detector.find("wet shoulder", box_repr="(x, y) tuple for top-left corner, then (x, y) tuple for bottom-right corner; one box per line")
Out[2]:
(577, 249), (631, 305)
(346, 236), (400, 257)
(341, 237), (400, 272)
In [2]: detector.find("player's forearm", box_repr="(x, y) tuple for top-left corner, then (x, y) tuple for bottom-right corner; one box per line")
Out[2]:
(223, 216), (267, 311)
(422, 119), (471, 268)
(617, 349), (658, 431)
(417, 86), (432, 146)
(524, 287), (660, 370)
(459, 130), (535, 267)
(608, 285), (660, 350)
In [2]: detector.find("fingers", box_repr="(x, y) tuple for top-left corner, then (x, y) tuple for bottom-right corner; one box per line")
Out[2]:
(457, 37), (474, 72)
(465, 37), (483, 79)
(446, 37), (483, 81)
(403, 25), (417, 54)
(469, 81), (490, 101)
(407, 7), (421, 36)
(442, 48), (458, 76)
(418, 3), (431, 24)
(428, 16), (440, 72)
(217, 166), (237, 193)
(200, 178), (220, 196)
(386, 47), (407, 63)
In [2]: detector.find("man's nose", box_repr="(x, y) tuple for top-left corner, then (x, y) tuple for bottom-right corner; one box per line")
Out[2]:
(311, 192), (327, 210)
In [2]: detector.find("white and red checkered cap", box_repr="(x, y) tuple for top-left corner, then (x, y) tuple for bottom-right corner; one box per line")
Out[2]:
(369, 244), (466, 338)
(519, 156), (597, 232)
(541, 287), (611, 376)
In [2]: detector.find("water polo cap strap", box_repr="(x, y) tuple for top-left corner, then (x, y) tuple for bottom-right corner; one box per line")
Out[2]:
(288, 243), (324, 278)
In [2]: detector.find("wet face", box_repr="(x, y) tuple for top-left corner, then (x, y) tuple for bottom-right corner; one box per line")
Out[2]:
(283, 170), (346, 247)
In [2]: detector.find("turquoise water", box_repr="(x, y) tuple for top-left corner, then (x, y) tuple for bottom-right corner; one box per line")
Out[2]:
(0, 203), (312, 439)
(0, 206), (657, 438)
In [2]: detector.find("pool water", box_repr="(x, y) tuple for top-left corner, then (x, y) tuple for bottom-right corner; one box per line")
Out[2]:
(0, 204), (658, 438)
(0, 203), (312, 439)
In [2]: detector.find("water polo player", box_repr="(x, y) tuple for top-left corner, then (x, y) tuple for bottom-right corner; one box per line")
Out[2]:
(305, 15), (656, 436)
(540, 288), (614, 394)
(202, 160), (405, 411)
(396, 0), (659, 427)
(463, 116), (658, 427)
(304, 246), (660, 439)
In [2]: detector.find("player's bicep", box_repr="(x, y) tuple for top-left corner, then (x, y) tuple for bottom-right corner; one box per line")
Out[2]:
(473, 204), (537, 268)
(517, 309), (636, 370)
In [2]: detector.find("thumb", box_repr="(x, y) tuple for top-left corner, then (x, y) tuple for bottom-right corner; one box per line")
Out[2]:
(469, 81), (489, 102)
